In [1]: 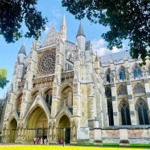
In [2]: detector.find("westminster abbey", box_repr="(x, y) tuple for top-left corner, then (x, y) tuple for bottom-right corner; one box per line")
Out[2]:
(2, 16), (150, 144)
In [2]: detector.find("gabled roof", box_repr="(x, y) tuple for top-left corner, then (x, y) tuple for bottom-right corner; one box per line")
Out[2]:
(42, 27), (60, 47)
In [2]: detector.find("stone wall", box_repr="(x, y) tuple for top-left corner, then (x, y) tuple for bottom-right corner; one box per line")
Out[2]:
(92, 127), (150, 144)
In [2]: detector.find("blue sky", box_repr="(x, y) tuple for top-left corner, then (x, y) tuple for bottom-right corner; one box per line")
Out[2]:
(0, 0), (126, 98)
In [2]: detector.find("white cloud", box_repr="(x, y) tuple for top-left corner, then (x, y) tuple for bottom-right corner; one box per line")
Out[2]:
(111, 46), (120, 53)
(92, 38), (124, 56)
(52, 9), (61, 19)
(44, 8), (62, 34)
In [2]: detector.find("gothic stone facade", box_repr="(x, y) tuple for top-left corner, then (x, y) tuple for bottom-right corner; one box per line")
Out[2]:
(2, 17), (150, 144)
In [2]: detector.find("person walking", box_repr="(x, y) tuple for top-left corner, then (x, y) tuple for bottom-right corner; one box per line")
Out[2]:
(34, 137), (37, 145)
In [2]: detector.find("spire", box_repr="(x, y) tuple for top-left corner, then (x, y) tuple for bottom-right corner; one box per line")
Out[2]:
(18, 43), (26, 55)
(62, 14), (66, 27)
(60, 14), (67, 42)
(95, 51), (98, 62)
(76, 22), (85, 37)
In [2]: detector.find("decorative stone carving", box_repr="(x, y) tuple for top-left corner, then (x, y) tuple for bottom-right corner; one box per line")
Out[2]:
(73, 83), (78, 93)
(38, 49), (56, 75)
(134, 83), (145, 94)
(117, 85), (127, 96)
(43, 27), (59, 46)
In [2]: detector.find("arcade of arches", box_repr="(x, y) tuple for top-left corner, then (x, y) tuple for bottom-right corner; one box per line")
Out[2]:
(5, 107), (72, 144)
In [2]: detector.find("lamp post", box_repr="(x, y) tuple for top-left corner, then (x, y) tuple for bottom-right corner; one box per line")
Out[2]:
(63, 128), (65, 146)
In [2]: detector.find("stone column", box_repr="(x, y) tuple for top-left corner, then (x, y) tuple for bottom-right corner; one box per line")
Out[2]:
(111, 83), (119, 125)
(127, 81), (137, 125)
(70, 119), (77, 144)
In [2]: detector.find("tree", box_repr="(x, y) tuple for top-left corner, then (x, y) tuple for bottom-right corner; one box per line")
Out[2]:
(0, 69), (9, 89)
(0, 0), (47, 43)
(62, 0), (150, 64)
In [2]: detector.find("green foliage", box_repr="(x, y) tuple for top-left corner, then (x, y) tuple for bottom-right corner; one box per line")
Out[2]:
(0, 0), (47, 43)
(0, 69), (9, 89)
(62, 0), (150, 64)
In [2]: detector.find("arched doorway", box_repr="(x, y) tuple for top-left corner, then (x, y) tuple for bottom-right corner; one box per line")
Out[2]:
(58, 115), (70, 144)
(9, 118), (17, 142)
(27, 107), (48, 141)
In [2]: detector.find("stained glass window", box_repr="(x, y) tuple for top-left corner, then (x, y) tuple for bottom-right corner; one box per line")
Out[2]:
(45, 91), (52, 113)
(117, 85), (127, 96)
(105, 87), (114, 126)
(120, 100), (131, 125)
(106, 68), (111, 83)
(134, 83), (145, 94)
(133, 66), (142, 78)
(119, 66), (126, 80)
(136, 99), (149, 125)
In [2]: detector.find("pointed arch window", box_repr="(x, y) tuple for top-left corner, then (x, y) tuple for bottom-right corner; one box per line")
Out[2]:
(106, 68), (111, 83)
(119, 66), (126, 80)
(134, 83), (145, 94)
(105, 87), (112, 98)
(117, 85), (127, 96)
(16, 94), (23, 117)
(105, 87), (114, 126)
(133, 66), (142, 78)
(45, 90), (52, 113)
(119, 100), (131, 125)
(136, 99), (149, 125)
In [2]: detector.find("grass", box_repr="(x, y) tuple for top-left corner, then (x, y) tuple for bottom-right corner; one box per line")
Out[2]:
(74, 143), (150, 149)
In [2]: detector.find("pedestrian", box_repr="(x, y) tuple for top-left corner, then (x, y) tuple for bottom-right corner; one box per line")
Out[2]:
(44, 138), (47, 145)
(34, 137), (36, 145)
(40, 137), (43, 144)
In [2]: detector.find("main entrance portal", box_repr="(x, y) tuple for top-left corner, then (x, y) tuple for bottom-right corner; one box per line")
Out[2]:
(27, 107), (48, 141)
(58, 115), (70, 144)
(8, 118), (17, 142)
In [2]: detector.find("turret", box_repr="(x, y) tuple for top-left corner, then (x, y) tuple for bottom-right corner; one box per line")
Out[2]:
(76, 22), (85, 51)
(60, 15), (67, 42)
(18, 43), (26, 64)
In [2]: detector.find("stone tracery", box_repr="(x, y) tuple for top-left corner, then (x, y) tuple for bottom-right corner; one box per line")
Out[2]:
(38, 49), (56, 75)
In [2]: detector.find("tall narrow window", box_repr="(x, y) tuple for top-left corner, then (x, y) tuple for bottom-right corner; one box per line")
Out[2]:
(120, 100), (131, 125)
(16, 94), (22, 117)
(106, 68), (111, 83)
(45, 90), (52, 113)
(136, 99), (149, 125)
(119, 66), (126, 80)
(105, 87), (114, 126)
(133, 65), (142, 78)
